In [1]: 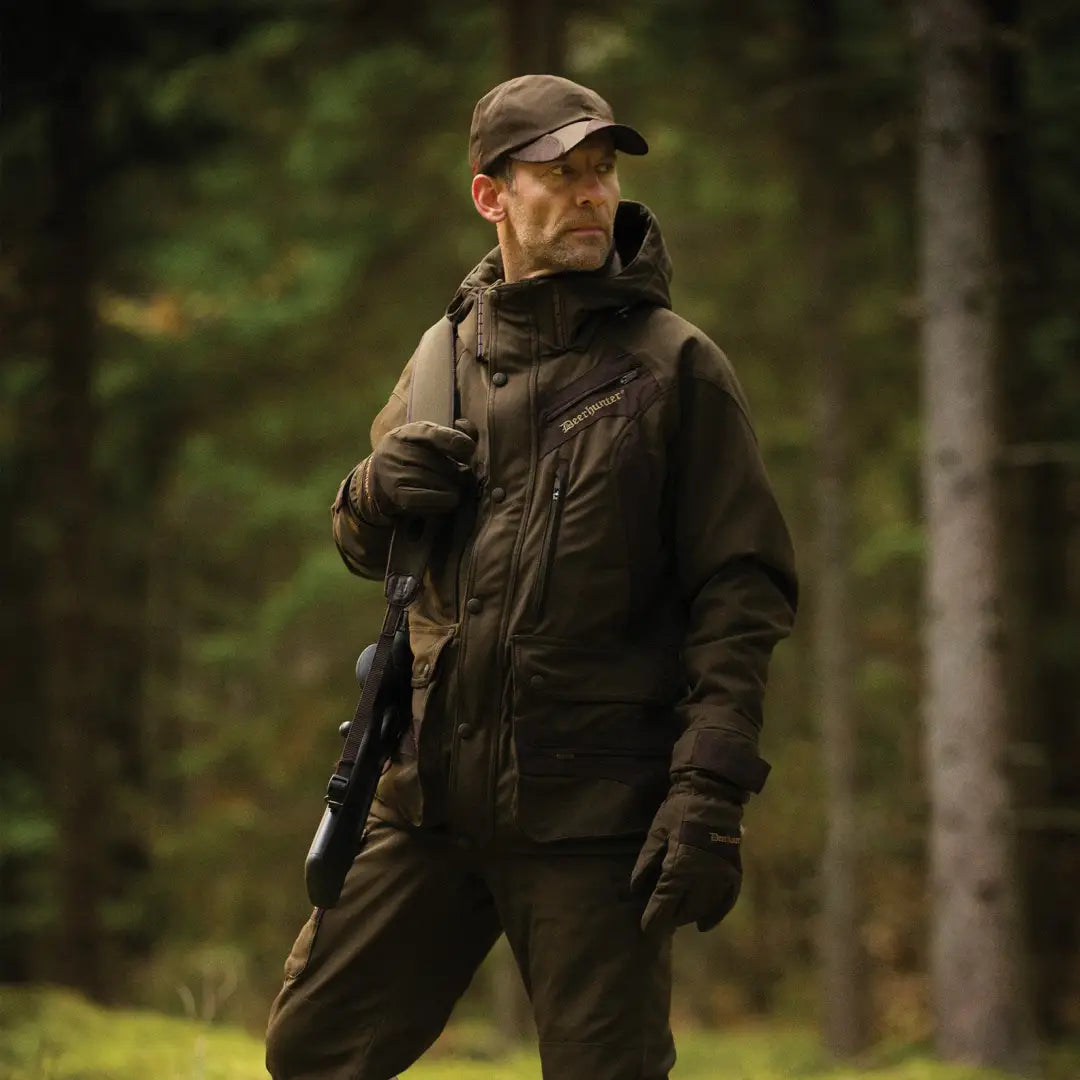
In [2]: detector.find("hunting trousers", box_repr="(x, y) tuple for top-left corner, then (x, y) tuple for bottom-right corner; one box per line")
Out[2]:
(265, 814), (675, 1080)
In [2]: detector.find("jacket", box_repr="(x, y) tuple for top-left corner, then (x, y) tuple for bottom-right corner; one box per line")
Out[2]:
(332, 201), (798, 845)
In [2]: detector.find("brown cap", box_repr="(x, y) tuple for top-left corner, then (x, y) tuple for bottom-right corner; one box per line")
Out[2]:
(469, 74), (648, 176)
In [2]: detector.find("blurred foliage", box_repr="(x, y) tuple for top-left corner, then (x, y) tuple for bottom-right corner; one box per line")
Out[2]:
(1, 0), (1078, 1054)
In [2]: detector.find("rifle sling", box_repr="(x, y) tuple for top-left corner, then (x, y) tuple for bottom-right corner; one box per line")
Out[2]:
(331, 318), (457, 792)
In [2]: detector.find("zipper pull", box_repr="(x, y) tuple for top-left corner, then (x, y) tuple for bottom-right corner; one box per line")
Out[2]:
(617, 369), (640, 387)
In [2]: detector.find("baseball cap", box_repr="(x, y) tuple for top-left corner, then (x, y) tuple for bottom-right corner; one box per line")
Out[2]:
(469, 74), (648, 176)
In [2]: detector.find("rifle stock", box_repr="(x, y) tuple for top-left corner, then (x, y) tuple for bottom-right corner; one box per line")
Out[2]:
(304, 628), (411, 908)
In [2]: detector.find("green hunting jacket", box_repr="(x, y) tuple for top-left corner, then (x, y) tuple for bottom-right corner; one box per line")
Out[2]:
(332, 201), (798, 844)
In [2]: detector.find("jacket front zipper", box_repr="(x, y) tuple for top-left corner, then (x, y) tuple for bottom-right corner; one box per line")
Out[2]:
(533, 459), (568, 620)
(541, 366), (640, 425)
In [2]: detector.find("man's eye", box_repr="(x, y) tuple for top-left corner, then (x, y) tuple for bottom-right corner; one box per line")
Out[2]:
(597, 162), (615, 175)
(551, 165), (570, 177)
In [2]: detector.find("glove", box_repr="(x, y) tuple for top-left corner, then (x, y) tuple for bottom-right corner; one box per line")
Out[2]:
(630, 772), (747, 933)
(350, 420), (475, 523)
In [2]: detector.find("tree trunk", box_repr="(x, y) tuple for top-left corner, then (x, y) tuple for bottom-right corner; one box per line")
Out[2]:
(503, 0), (566, 75)
(912, 0), (1035, 1070)
(798, 0), (870, 1057)
(44, 0), (108, 998)
(814, 337), (866, 1061)
(987, 0), (1080, 1037)
(1018, 462), (1080, 1037)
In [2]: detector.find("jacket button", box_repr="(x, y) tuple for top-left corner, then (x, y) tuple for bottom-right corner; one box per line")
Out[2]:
(492, 371), (508, 387)
(466, 597), (483, 615)
(457, 723), (475, 740)
(529, 674), (545, 688)
(491, 486), (506, 503)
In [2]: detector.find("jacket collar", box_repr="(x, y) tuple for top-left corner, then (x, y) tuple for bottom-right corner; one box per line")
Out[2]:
(448, 202), (672, 356)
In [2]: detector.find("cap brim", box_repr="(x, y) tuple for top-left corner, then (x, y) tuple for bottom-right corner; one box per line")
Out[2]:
(509, 118), (648, 163)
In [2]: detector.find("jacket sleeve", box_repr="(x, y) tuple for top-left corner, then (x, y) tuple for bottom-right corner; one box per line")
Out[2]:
(331, 357), (413, 580)
(669, 348), (798, 790)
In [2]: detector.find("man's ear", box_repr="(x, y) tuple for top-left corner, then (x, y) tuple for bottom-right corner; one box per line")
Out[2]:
(472, 173), (507, 224)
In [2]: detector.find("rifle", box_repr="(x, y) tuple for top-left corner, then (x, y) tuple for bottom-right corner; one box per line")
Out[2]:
(303, 318), (457, 909)
(304, 612), (412, 909)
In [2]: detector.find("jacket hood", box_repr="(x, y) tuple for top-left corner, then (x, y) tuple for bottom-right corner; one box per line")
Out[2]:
(447, 201), (672, 345)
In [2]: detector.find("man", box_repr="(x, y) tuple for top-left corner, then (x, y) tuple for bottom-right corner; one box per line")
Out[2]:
(266, 74), (797, 1080)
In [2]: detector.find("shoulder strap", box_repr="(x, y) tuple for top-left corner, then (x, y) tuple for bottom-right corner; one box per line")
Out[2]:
(334, 319), (457, 786)
(406, 318), (456, 426)
(385, 317), (457, 589)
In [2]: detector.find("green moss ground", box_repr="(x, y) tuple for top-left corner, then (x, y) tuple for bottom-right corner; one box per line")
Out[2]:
(0, 988), (1075, 1080)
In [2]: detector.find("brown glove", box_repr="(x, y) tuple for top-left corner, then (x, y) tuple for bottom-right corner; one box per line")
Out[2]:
(350, 420), (475, 524)
(630, 773), (746, 933)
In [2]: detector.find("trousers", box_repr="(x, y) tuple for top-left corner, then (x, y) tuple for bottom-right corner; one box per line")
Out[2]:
(265, 813), (676, 1080)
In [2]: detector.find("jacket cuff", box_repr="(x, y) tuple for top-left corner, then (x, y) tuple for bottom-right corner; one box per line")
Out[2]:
(671, 729), (771, 794)
(344, 458), (392, 527)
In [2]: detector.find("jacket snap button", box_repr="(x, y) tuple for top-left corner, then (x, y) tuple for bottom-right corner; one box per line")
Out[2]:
(466, 597), (483, 614)
(457, 723), (475, 740)
(529, 674), (545, 688)
(491, 486), (506, 503)
(492, 371), (508, 387)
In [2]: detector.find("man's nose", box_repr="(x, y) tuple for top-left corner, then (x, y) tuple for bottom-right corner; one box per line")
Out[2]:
(575, 170), (606, 204)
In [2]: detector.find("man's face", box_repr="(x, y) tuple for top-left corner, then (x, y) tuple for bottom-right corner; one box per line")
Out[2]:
(498, 132), (621, 280)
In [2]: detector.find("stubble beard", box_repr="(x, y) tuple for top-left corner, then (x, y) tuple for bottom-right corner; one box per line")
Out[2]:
(548, 230), (611, 272)
(515, 218), (613, 277)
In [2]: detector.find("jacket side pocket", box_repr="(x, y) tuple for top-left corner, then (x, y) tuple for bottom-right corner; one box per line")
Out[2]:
(374, 620), (458, 827)
(510, 634), (680, 841)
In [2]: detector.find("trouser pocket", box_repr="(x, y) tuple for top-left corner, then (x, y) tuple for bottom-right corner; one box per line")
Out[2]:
(283, 907), (325, 982)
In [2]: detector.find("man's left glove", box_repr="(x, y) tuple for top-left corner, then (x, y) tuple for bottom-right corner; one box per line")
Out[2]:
(630, 734), (770, 934)
(629, 772), (746, 933)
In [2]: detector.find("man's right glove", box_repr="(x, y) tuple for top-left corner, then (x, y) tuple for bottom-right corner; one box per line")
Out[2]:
(350, 420), (476, 524)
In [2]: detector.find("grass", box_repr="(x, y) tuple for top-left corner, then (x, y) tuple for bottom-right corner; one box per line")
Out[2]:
(0, 986), (1076, 1080)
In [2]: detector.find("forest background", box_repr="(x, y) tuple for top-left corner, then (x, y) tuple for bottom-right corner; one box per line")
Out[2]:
(1, 0), (1078, 1073)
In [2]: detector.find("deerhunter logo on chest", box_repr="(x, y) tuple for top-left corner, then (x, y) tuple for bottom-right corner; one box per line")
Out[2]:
(559, 389), (625, 434)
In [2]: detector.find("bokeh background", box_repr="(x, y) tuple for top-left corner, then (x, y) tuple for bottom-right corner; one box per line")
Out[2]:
(1, 0), (1078, 1075)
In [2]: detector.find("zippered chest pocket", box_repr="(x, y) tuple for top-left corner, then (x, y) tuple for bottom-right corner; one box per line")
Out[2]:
(538, 355), (657, 459)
